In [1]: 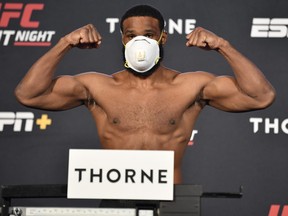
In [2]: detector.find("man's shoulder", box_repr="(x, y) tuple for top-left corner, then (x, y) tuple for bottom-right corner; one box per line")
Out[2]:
(181, 70), (214, 77)
(75, 71), (112, 78)
(174, 70), (215, 82)
(72, 72), (120, 91)
(74, 71), (115, 83)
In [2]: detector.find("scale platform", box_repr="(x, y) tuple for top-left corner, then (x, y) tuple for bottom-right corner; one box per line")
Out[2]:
(0, 184), (242, 216)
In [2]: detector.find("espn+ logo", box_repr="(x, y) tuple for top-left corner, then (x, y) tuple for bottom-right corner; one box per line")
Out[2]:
(0, 2), (55, 46)
(0, 112), (52, 132)
(251, 18), (288, 38)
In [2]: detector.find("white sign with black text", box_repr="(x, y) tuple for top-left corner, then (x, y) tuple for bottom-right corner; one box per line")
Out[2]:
(67, 149), (174, 200)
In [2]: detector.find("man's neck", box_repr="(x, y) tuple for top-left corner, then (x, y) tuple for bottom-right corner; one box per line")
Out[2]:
(126, 65), (167, 88)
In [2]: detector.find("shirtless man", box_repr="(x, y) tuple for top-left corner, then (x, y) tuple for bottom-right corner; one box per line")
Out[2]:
(15, 5), (275, 184)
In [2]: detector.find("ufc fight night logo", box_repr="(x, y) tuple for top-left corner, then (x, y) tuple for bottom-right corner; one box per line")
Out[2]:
(0, 2), (55, 46)
(251, 18), (288, 38)
(268, 204), (288, 216)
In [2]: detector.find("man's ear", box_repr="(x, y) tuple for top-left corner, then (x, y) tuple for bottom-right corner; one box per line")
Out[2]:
(160, 31), (168, 45)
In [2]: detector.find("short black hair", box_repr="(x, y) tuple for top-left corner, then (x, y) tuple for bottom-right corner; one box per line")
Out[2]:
(120, 5), (165, 32)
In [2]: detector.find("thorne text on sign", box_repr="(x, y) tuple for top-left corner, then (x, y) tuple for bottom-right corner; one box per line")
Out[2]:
(67, 149), (174, 200)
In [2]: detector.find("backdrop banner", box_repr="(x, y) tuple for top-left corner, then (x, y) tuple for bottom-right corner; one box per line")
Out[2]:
(1, 0), (287, 215)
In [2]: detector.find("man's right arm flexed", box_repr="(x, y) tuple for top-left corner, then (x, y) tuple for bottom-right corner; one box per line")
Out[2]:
(15, 24), (102, 110)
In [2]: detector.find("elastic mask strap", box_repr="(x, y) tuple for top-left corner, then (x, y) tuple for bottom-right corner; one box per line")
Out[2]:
(155, 31), (163, 64)
(124, 61), (129, 68)
(157, 31), (164, 44)
(122, 39), (126, 47)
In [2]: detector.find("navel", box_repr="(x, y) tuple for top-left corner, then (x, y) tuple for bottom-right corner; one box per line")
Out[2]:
(169, 119), (176, 125)
(113, 118), (120, 124)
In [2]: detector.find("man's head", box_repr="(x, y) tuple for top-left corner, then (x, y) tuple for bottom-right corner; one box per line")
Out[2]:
(121, 5), (167, 76)
(120, 5), (165, 33)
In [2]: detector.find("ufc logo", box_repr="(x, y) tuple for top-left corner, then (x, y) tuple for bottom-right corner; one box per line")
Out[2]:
(188, 130), (198, 145)
(0, 112), (34, 132)
(268, 205), (288, 216)
(0, 3), (44, 28)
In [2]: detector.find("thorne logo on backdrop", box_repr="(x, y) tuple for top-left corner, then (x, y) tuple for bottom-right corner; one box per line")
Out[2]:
(106, 18), (196, 34)
(251, 18), (288, 38)
(249, 117), (288, 134)
(0, 2), (55, 46)
(67, 149), (174, 200)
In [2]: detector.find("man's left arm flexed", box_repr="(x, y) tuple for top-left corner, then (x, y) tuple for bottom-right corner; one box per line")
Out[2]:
(186, 27), (276, 112)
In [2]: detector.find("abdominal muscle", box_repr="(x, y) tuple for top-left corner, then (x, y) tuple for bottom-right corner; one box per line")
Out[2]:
(97, 123), (192, 184)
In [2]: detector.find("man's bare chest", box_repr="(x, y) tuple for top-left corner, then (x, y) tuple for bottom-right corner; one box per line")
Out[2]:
(90, 86), (201, 130)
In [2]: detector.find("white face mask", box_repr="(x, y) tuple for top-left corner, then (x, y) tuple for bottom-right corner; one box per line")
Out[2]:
(124, 35), (161, 73)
